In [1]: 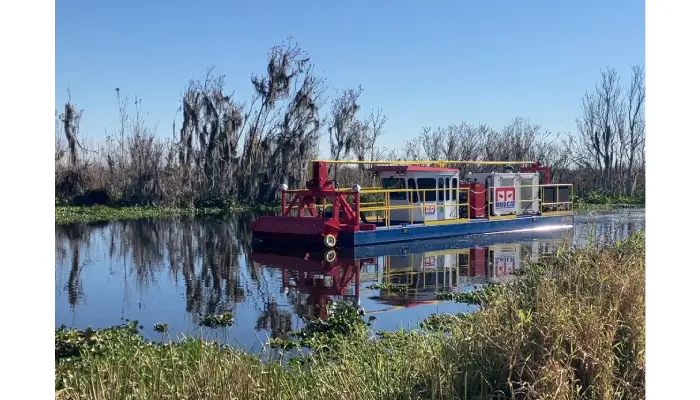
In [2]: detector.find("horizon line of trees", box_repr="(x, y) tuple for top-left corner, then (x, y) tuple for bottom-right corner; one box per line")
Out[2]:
(55, 37), (645, 208)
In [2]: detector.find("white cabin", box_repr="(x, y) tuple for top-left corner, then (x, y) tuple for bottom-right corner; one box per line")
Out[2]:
(373, 166), (460, 224)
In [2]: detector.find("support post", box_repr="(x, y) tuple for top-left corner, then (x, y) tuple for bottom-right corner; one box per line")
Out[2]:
(354, 191), (361, 226)
(333, 194), (340, 221)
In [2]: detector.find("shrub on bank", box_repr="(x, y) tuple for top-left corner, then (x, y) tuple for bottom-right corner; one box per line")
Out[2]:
(574, 190), (645, 206)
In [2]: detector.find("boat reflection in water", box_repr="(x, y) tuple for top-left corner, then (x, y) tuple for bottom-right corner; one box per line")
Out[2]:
(252, 227), (573, 319)
(251, 250), (367, 319)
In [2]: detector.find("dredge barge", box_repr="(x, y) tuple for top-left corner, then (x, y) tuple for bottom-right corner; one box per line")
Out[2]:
(251, 160), (574, 248)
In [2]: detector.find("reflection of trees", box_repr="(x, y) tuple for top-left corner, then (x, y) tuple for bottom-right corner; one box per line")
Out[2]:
(54, 213), (260, 319)
(67, 242), (84, 309)
(56, 222), (100, 310)
(255, 300), (293, 339)
(292, 281), (326, 321)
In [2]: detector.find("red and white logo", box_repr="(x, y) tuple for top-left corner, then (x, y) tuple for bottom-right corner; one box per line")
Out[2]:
(495, 187), (515, 201)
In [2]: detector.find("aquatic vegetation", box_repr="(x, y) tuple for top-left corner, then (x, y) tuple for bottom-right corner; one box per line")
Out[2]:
(55, 205), (218, 224)
(55, 321), (142, 363)
(55, 232), (645, 400)
(198, 312), (234, 328)
(418, 312), (474, 332)
(435, 283), (504, 305)
(366, 283), (408, 295)
(54, 202), (286, 224)
(268, 301), (367, 352)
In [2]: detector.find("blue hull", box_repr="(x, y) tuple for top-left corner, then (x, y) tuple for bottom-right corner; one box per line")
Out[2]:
(350, 227), (572, 259)
(253, 227), (573, 261)
(339, 215), (574, 247)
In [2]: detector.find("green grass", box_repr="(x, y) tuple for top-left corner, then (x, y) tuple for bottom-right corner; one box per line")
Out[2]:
(55, 232), (645, 400)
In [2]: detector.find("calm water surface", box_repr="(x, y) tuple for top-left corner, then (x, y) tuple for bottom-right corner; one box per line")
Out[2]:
(55, 209), (644, 352)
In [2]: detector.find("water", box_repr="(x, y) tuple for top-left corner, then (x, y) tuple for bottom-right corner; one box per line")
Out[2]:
(55, 209), (644, 352)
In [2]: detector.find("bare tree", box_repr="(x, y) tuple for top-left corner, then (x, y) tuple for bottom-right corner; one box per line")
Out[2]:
(446, 123), (486, 172)
(327, 86), (362, 178)
(349, 108), (387, 184)
(574, 67), (625, 193)
(483, 117), (541, 162)
(55, 110), (66, 163)
(351, 108), (387, 162)
(414, 122), (487, 173)
(456, 123), (488, 165)
(350, 120), (370, 162)
(55, 89), (91, 201)
(59, 89), (84, 167)
(402, 137), (423, 161)
(623, 65), (645, 195)
(98, 89), (166, 205)
(366, 108), (387, 163)
(418, 127), (443, 160)
(572, 66), (645, 195)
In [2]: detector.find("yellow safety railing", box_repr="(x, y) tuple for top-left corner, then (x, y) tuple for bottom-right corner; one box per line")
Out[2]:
(282, 183), (574, 221)
(358, 187), (471, 226)
(280, 191), (402, 216)
(280, 187), (383, 215)
(539, 184), (574, 216)
(339, 186), (383, 191)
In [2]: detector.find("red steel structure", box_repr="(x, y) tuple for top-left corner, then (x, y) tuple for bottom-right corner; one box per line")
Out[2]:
(252, 160), (377, 247)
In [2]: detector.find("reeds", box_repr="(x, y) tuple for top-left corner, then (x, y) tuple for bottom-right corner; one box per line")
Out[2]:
(56, 232), (645, 400)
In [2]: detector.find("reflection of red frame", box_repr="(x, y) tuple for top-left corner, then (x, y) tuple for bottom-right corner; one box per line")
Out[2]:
(252, 251), (364, 320)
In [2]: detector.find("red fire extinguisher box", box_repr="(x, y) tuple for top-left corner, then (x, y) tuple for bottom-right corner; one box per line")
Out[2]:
(469, 183), (486, 218)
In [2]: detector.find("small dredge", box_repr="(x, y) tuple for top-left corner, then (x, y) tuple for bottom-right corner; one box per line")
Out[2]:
(251, 160), (573, 248)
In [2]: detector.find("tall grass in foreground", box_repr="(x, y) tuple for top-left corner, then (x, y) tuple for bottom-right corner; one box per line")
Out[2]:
(56, 232), (645, 400)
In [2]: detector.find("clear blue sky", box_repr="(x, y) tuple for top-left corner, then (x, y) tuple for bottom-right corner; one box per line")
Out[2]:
(56, 0), (645, 157)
